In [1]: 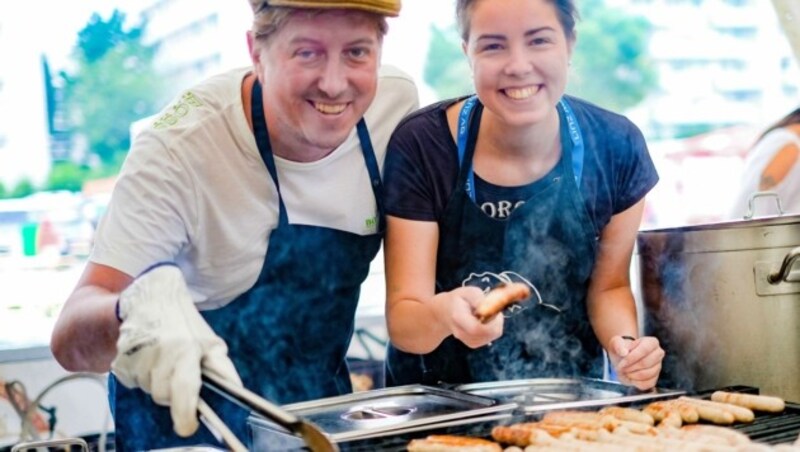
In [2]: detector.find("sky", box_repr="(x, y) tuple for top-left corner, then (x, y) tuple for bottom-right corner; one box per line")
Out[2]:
(30, 1), (134, 70)
(22, 0), (456, 105)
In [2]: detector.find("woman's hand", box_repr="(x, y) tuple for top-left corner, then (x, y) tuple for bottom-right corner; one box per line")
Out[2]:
(432, 286), (504, 349)
(608, 335), (665, 390)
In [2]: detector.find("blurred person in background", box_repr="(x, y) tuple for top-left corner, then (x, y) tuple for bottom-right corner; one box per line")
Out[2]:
(50, 0), (418, 449)
(729, 106), (800, 218)
(382, 0), (665, 391)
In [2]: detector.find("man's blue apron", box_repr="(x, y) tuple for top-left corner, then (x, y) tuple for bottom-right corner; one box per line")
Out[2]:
(109, 79), (385, 450)
(386, 96), (603, 386)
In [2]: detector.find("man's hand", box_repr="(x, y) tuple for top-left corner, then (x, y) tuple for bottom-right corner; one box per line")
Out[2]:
(608, 335), (665, 391)
(111, 264), (242, 437)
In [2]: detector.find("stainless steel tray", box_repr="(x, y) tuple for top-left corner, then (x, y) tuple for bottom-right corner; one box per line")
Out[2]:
(455, 377), (685, 413)
(247, 384), (517, 444)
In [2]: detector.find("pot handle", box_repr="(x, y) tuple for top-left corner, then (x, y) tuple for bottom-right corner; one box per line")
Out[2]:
(768, 246), (800, 284)
(744, 191), (785, 220)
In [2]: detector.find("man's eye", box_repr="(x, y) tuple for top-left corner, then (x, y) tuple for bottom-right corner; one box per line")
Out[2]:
(295, 49), (318, 59)
(347, 47), (370, 59)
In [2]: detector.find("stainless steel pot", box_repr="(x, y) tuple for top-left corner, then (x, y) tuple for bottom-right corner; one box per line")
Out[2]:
(635, 215), (800, 402)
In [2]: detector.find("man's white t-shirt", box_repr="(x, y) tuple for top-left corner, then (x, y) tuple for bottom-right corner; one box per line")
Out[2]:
(91, 65), (418, 309)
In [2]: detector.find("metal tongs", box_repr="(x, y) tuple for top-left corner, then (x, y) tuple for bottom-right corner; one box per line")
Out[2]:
(199, 369), (338, 452)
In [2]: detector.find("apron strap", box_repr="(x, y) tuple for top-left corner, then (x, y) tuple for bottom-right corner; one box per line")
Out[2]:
(455, 95), (586, 203)
(250, 79), (384, 229)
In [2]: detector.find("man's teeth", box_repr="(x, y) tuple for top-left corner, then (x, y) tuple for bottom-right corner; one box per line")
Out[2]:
(505, 87), (537, 100)
(314, 102), (347, 114)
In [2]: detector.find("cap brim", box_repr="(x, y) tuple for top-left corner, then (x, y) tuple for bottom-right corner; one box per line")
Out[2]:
(267, 0), (400, 17)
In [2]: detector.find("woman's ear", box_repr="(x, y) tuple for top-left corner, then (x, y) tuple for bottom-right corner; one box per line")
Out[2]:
(567, 31), (577, 60)
(462, 40), (473, 69)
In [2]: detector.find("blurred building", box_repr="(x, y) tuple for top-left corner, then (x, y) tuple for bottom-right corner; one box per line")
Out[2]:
(128, 0), (252, 107)
(0, 5), (52, 188)
(611, 0), (800, 139)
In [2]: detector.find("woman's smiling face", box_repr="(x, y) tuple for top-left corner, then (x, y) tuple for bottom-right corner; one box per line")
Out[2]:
(463, 0), (575, 127)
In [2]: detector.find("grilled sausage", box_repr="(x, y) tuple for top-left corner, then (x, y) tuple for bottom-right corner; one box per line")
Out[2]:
(645, 401), (685, 428)
(474, 282), (531, 323)
(599, 406), (656, 426)
(679, 425), (752, 446)
(711, 391), (785, 413)
(678, 396), (755, 423)
(407, 434), (502, 451)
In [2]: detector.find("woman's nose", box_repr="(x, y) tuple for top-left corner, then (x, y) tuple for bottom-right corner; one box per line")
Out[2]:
(504, 46), (534, 76)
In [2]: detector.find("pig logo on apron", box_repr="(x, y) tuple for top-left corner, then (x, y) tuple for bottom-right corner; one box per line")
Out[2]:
(461, 270), (562, 316)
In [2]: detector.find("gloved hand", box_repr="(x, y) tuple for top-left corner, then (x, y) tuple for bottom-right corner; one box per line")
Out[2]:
(111, 263), (242, 437)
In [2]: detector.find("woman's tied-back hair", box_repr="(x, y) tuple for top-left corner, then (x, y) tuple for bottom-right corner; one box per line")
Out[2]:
(762, 106), (800, 139)
(247, 0), (390, 43)
(455, 0), (579, 42)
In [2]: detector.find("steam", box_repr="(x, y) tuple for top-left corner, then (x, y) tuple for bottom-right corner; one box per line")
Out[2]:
(637, 231), (724, 393)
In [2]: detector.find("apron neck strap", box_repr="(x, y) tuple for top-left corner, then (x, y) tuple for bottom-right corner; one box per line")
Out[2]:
(455, 95), (585, 203)
(250, 79), (384, 230)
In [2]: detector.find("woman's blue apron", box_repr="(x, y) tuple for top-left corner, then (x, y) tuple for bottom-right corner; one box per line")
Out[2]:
(109, 80), (385, 450)
(386, 96), (603, 386)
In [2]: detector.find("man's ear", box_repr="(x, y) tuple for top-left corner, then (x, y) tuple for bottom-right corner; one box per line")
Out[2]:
(247, 31), (263, 81)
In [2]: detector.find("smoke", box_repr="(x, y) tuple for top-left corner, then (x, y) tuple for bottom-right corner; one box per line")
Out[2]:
(637, 229), (724, 394)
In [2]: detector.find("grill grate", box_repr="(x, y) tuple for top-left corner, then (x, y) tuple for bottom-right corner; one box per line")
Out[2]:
(333, 385), (800, 451)
(731, 408), (800, 445)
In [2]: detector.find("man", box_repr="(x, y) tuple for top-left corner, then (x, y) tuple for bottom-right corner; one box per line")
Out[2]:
(49, 0), (417, 449)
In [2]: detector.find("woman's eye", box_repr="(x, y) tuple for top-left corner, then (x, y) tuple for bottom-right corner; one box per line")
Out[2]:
(481, 43), (503, 52)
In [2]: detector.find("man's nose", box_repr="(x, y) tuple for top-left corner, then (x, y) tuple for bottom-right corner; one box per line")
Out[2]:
(318, 59), (348, 97)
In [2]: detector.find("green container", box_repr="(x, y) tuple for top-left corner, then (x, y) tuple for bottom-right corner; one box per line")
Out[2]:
(21, 222), (38, 256)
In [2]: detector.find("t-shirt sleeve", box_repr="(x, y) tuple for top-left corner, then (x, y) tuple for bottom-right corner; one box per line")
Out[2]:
(614, 122), (659, 214)
(384, 118), (440, 221)
(90, 130), (195, 277)
(383, 101), (462, 222)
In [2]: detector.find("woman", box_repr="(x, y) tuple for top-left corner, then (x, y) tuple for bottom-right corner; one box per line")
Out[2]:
(729, 106), (800, 218)
(382, 0), (664, 390)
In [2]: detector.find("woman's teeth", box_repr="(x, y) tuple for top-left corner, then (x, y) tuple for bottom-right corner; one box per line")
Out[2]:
(314, 102), (347, 114)
(505, 86), (537, 100)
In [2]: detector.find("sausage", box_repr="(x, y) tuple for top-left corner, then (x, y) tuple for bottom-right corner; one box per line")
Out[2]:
(645, 401), (685, 427)
(491, 424), (553, 447)
(474, 282), (531, 323)
(665, 400), (700, 423)
(407, 434), (502, 451)
(710, 391), (785, 413)
(680, 425), (752, 446)
(678, 396), (755, 423)
(599, 406), (655, 426)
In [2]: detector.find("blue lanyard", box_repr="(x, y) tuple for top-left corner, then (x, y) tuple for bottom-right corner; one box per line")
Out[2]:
(456, 95), (585, 202)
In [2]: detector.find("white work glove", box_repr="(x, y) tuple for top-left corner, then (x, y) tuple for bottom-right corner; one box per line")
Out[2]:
(111, 263), (242, 437)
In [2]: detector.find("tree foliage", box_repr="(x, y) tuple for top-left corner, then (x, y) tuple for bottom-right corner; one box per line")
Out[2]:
(422, 0), (657, 112)
(423, 25), (473, 100)
(568, 0), (657, 111)
(10, 179), (35, 199)
(45, 162), (89, 193)
(60, 10), (163, 168)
